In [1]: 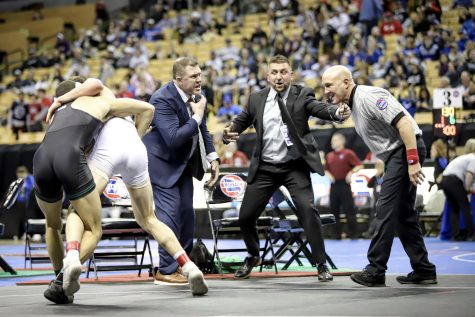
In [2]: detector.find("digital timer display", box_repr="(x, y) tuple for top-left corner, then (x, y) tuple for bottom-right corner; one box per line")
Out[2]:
(433, 107), (457, 137)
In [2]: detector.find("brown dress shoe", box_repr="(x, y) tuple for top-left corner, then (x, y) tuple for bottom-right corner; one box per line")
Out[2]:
(154, 269), (188, 285)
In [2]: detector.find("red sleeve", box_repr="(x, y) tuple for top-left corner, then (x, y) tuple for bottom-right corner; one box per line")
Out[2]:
(395, 21), (403, 34)
(325, 152), (331, 170)
(347, 150), (362, 167)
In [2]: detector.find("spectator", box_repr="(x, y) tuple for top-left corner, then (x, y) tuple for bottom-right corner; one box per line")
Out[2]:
(99, 56), (115, 84)
(221, 142), (249, 168)
(402, 35), (418, 57)
(217, 94), (242, 123)
(205, 50), (223, 72)
(370, 56), (387, 80)
(430, 139), (449, 190)
(50, 65), (64, 87)
(325, 133), (363, 239)
(15, 165), (35, 205)
(149, 43), (166, 60)
(21, 69), (37, 95)
(392, 1), (408, 23)
(439, 76), (452, 88)
(380, 12), (403, 35)
(453, 0), (473, 8)
(129, 66), (156, 101)
(395, 81), (417, 117)
(6, 69), (24, 92)
(424, 0), (442, 24)
(214, 64), (235, 96)
(8, 92), (29, 139)
(55, 33), (71, 58)
(407, 59), (426, 87)
(416, 86), (432, 112)
(461, 7), (475, 41)
(458, 48), (475, 75)
(416, 34), (441, 61)
(95, 0), (109, 23)
(35, 74), (51, 91)
(456, 71), (475, 109)
(327, 6), (351, 47)
(114, 80), (133, 98)
(129, 48), (149, 69)
(359, 0), (383, 39)
(28, 89), (50, 132)
(219, 38), (240, 62)
(364, 37), (383, 65)
(250, 24), (268, 44)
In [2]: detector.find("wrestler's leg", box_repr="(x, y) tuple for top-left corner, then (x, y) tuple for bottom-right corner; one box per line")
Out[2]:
(36, 198), (64, 273)
(127, 182), (183, 255)
(127, 181), (208, 295)
(66, 170), (109, 263)
(62, 176), (104, 296)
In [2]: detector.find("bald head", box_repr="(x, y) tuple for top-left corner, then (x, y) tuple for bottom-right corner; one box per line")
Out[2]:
(321, 65), (355, 105)
(322, 65), (353, 82)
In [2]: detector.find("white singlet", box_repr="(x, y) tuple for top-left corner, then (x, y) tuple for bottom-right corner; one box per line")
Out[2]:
(88, 117), (149, 188)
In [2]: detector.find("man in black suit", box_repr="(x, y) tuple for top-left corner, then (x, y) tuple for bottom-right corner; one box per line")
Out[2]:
(223, 55), (350, 281)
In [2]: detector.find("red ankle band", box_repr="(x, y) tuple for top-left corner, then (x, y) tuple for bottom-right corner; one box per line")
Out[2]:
(176, 253), (191, 267)
(66, 241), (80, 252)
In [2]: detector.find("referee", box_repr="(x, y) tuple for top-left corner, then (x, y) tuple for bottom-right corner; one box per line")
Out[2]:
(322, 65), (437, 287)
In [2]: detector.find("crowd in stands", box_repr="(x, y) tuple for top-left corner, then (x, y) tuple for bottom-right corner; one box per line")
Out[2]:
(1, 0), (475, 141)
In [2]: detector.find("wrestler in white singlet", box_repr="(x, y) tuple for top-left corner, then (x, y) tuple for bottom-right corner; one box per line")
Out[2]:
(88, 117), (149, 188)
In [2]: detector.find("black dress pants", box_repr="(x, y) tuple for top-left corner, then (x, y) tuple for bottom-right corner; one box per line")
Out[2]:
(238, 160), (327, 264)
(441, 175), (474, 239)
(366, 140), (436, 276)
(330, 180), (357, 239)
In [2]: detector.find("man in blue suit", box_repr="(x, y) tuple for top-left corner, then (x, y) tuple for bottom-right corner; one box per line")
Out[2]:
(143, 57), (220, 284)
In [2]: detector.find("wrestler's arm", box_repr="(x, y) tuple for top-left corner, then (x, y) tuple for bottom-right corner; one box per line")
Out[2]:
(46, 78), (104, 123)
(108, 98), (155, 138)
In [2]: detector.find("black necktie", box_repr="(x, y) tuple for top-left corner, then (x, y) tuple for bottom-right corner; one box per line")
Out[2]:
(276, 93), (307, 154)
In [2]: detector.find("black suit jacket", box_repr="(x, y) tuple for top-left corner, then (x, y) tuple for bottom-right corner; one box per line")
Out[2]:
(231, 84), (342, 183)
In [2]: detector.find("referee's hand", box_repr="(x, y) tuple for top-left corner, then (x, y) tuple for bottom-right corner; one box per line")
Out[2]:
(408, 163), (425, 186)
(336, 103), (351, 121)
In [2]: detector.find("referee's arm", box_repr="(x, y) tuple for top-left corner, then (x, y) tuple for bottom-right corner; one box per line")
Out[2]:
(395, 114), (425, 185)
(394, 114), (417, 151)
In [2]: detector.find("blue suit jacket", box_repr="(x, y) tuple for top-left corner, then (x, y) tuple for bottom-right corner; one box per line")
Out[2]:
(143, 81), (215, 188)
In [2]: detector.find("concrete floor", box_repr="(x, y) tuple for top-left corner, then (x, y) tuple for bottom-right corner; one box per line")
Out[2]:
(0, 275), (474, 317)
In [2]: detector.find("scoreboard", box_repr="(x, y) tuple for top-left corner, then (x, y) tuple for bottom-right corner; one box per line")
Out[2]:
(432, 88), (463, 138)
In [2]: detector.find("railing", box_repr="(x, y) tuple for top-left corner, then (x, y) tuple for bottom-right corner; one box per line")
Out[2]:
(3, 48), (24, 74)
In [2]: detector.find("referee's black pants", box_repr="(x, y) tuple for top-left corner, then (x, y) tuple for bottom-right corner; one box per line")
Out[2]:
(330, 180), (357, 239)
(238, 160), (327, 264)
(441, 175), (474, 239)
(366, 139), (436, 276)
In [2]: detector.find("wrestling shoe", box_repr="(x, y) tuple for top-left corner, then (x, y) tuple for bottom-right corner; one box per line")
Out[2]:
(43, 280), (74, 304)
(182, 263), (208, 296)
(62, 256), (82, 296)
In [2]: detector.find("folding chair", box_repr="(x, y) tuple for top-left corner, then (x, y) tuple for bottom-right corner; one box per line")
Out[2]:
(204, 173), (277, 275)
(267, 186), (338, 270)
